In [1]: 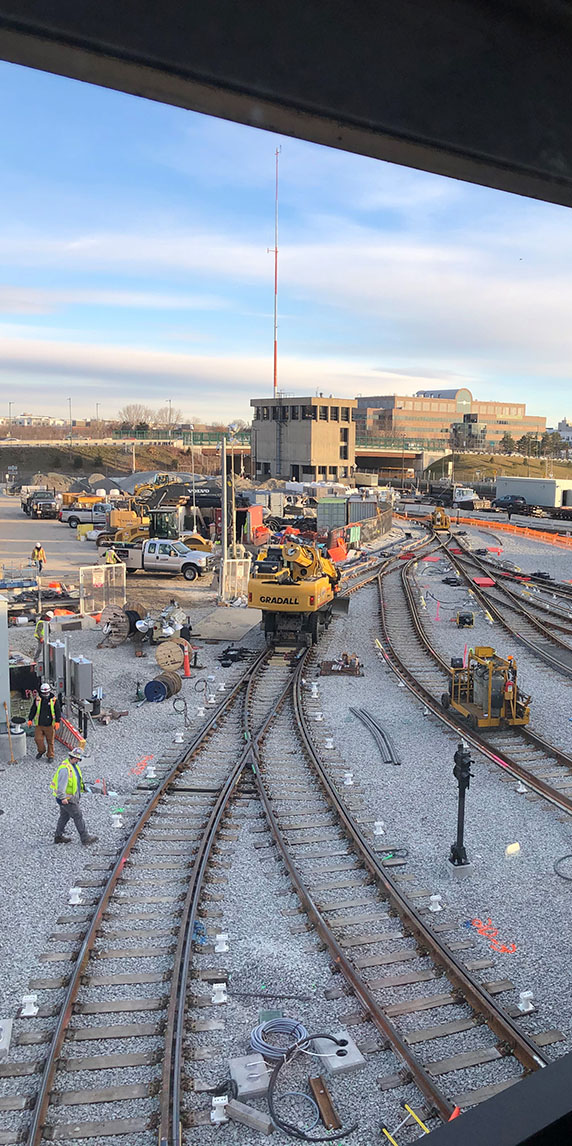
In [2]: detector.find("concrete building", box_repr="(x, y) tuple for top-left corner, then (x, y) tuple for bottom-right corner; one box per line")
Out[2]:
(557, 419), (572, 443)
(355, 388), (546, 448)
(250, 396), (356, 480)
(14, 413), (66, 427)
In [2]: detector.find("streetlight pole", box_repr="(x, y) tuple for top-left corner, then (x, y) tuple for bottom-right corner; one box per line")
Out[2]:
(8, 402), (12, 435)
(189, 424), (197, 530)
(167, 399), (172, 437)
(228, 423), (238, 557)
(68, 397), (73, 444)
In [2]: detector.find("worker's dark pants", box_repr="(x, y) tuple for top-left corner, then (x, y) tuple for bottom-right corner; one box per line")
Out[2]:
(55, 801), (88, 842)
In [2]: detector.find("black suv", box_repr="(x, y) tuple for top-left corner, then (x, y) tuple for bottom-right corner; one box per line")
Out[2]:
(491, 495), (527, 512)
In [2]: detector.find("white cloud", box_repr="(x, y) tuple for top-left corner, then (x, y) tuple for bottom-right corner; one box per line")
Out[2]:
(0, 284), (228, 314)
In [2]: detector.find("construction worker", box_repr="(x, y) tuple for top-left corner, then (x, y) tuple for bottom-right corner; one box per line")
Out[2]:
(50, 746), (98, 845)
(104, 547), (120, 564)
(28, 682), (61, 760)
(33, 611), (54, 662)
(31, 542), (47, 572)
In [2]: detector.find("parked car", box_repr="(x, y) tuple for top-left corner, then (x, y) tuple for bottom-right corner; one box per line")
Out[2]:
(491, 495), (527, 512)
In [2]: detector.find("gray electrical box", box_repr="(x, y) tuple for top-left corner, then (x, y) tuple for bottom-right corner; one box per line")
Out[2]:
(69, 656), (93, 701)
(48, 640), (67, 692)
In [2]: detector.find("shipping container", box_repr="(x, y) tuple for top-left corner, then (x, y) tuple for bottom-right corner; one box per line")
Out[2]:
(347, 499), (378, 523)
(317, 497), (347, 531)
(495, 477), (572, 508)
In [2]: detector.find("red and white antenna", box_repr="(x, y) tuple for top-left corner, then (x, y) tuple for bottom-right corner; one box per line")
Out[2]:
(267, 146), (281, 397)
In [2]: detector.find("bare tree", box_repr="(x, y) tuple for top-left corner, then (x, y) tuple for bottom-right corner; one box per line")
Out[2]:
(155, 405), (184, 427)
(117, 404), (155, 427)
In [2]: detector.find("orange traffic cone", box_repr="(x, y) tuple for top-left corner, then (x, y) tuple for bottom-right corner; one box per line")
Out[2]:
(448, 1107), (461, 1121)
(182, 645), (192, 679)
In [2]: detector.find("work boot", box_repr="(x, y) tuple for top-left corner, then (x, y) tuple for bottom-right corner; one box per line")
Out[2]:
(36, 752), (44, 759)
(47, 756), (55, 762)
(82, 835), (99, 846)
(54, 836), (72, 844)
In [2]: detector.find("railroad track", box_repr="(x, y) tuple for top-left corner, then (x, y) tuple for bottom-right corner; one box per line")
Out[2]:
(249, 657), (551, 1129)
(0, 645), (301, 1146)
(378, 548), (572, 815)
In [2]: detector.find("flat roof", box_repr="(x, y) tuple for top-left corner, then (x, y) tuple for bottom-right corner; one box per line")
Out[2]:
(251, 395), (357, 406)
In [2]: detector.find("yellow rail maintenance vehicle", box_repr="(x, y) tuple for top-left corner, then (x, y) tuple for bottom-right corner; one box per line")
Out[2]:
(431, 506), (451, 531)
(441, 646), (530, 729)
(248, 541), (348, 645)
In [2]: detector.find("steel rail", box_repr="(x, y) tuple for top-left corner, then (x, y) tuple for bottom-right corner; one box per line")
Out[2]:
(447, 537), (572, 631)
(251, 663), (548, 1127)
(440, 540), (572, 677)
(163, 650), (308, 1145)
(378, 564), (572, 816)
(25, 645), (271, 1146)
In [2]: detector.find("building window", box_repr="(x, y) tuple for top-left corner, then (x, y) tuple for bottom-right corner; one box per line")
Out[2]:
(262, 407), (269, 420)
(255, 407), (261, 420)
(291, 405), (299, 419)
(302, 464), (315, 475)
(272, 407), (279, 420)
(340, 445), (348, 460)
(340, 466), (348, 478)
(280, 405), (288, 421)
(328, 466), (338, 476)
(263, 462), (271, 475)
(341, 407), (350, 422)
(330, 406), (339, 421)
(340, 427), (349, 443)
(302, 406), (316, 420)
(319, 405), (329, 420)
(318, 465), (327, 476)
(351, 409), (358, 421)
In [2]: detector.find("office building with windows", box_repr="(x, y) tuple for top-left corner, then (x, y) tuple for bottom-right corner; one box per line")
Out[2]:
(250, 396), (357, 480)
(355, 388), (545, 447)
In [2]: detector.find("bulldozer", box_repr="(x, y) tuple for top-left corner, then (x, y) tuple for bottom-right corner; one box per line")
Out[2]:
(441, 646), (530, 728)
(248, 541), (348, 645)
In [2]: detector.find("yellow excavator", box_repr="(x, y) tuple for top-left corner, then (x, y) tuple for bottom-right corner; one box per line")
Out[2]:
(431, 506), (451, 531)
(248, 541), (347, 645)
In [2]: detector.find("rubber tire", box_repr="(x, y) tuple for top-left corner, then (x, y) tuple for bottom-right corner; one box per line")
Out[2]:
(441, 692), (451, 709)
(182, 564), (199, 582)
(68, 517), (79, 528)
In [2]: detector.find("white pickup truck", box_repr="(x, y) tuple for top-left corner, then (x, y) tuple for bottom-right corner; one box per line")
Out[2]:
(108, 538), (214, 581)
(59, 503), (110, 528)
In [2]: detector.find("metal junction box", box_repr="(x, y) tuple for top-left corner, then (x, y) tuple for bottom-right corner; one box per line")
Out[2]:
(69, 655), (93, 701)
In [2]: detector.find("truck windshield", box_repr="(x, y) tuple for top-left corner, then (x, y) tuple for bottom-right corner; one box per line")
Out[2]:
(171, 542), (189, 555)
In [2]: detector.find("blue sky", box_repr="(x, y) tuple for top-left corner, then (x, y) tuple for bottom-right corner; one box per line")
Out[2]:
(1, 61), (572, 425)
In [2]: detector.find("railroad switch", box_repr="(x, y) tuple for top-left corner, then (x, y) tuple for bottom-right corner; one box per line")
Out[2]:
(210, 1095), (229, 1124)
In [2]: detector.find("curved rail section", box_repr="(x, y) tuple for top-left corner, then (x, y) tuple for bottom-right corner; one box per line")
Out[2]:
(378, 559), (572, 816)
(250, 660), (548, 1128)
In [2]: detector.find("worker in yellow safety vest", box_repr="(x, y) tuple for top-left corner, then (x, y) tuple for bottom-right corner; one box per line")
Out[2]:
(104, 548), (120, 564)
(28, 682), (61, 760)
(34, 610), (55, 661)
(31, 543), (47, 572)
(50, 746), (98, 845)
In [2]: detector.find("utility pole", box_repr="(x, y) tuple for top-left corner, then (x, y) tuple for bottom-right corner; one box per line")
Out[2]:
(190, 424), (197, 529)
(267, 146), (281, 397)
(68, 397), (73, 444)
(132, 442), (136, 473)
(228, 424), (238, 557)
(220, 436), (228, 599)
(95, 402), (100, 427)
(8, 401), (12, 435)
(167, 399), (172, 437)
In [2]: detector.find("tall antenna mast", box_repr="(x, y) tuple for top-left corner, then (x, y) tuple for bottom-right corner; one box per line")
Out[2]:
(267, 147), (281, 397)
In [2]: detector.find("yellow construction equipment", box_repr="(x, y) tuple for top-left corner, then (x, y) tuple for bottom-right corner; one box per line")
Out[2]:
(441, 646), (530, 728)
(431, 506), (451, 531)
(248, 541), (346, 644)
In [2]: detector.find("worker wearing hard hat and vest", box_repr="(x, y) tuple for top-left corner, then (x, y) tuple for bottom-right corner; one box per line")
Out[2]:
(50, 746), (98, 845)
(104, 547), (120, 565)
(28, 682), (62, 761)
(31, 542), (47, 572)
(34, 611), (54, 662)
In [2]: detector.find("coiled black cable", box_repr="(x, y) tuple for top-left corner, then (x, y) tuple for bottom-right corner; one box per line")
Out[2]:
(267, 1032), (359, 1141)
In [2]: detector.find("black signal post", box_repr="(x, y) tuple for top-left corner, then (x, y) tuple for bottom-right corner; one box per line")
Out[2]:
(450, 742), (474, 867)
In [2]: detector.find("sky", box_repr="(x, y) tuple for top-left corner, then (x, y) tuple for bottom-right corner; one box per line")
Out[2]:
(1, 62), (572, 426)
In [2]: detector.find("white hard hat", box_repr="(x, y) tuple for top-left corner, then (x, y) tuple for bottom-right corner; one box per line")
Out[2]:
(40, 683), (50, 693)
(45, 611), (55, 618)
(36, 541), (42, 546)
(69, 745), (84, 759)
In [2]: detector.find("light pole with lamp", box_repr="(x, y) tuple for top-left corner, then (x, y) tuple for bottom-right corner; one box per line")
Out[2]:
(189, 424), (197, 530)
(8, 402), (13, 435)
(68, 397), (73, 445)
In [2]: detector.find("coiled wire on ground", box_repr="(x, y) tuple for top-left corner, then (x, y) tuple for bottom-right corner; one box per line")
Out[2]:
(266, 1031), (359, 1141)
(250, 1018), (309, 1060)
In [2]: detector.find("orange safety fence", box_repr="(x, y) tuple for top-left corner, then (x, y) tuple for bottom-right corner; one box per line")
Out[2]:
(395, 511), (572, 549)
